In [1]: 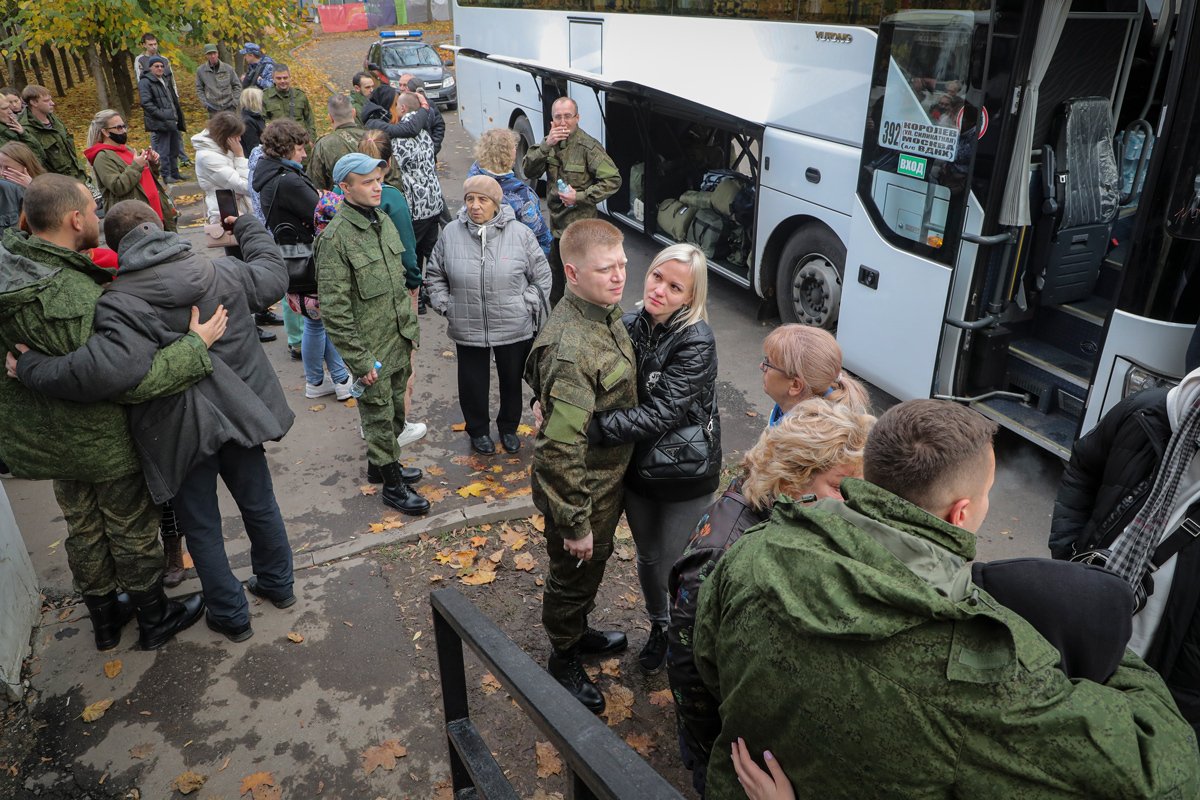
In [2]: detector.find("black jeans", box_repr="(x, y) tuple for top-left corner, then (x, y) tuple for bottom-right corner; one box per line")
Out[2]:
(170, 443), (292, 626)
(412, 214), (441, 278)
(456, 339), (533, 437)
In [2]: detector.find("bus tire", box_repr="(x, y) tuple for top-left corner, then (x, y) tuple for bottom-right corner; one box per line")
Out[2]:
(775, 225), (845, 330)
(512, 115), (536, 187)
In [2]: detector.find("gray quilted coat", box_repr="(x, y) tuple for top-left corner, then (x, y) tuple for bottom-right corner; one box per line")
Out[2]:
(425, 204), (552, 348)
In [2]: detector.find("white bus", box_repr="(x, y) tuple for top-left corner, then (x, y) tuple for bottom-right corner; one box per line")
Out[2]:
(449, 0), (1197, 458)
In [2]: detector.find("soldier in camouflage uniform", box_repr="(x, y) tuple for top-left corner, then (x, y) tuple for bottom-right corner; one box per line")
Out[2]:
(0, 102), (47, 164)
(262, 65), (317, 142)
(306, 94), (366, 192)
(524, 219), (637, 714)
(0, 175), (211, 651)
(522, 96), (622, 305)
(350, 72), (375, 117)
(316, 153), (430, 516)
(19, 85), (88, 184)
(694, 400), (1200, 798)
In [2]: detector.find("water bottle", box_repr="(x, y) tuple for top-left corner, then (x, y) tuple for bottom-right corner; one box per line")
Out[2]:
(556, 178), (575, 208)
(350, 361), (382, 398)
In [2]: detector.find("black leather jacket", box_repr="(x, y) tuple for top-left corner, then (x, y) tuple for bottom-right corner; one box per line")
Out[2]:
(589, 307), (721, 500)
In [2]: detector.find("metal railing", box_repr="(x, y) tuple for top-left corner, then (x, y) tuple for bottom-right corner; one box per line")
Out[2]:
(431, 588), (686, 800)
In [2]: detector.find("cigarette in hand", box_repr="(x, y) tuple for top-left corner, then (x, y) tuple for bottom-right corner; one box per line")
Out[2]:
(576, 559), (584, 568)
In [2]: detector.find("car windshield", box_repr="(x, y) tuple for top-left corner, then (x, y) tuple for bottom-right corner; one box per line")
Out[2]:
(380, 45), (441, 69)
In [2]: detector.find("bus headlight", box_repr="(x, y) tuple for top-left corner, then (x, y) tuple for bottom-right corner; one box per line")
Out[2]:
(1123, 364), (1179, 398)
(444, 75), (456, 88)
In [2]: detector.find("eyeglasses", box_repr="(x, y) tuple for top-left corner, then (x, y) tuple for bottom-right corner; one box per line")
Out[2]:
(105, 124), (128, 132)
(551, 113), (577, 122)
(759, 357), (790, 376)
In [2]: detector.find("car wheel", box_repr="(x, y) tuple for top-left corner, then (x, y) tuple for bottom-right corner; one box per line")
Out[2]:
(774, 224), (845, 330)
(512, 115), (536, 188)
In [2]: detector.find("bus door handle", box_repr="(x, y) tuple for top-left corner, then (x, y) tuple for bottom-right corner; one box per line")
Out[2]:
(960, 231), (1015, 246)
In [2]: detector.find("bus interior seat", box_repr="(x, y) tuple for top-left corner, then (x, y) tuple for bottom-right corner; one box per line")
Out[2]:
(1032, 96), (1120, 306)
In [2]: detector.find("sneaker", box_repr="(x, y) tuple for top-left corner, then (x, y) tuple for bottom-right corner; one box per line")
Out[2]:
(396, 421), (428, 448)
(305, 380), (335, 399)
(333, 375), (353, 401)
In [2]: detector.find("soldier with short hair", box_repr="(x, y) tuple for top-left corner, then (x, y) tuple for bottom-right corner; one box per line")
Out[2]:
(307, 94), (366, 192)
(525, 218), (637, 714)
(262, 64), (316, 142)
(19, 84), (86, 184)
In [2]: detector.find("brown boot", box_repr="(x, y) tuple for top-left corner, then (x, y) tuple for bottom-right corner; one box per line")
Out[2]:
(162, 534), (186, 588)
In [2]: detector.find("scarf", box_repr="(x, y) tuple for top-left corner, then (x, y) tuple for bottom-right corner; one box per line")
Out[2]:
(1107, 394), (1200, 585)
(83, 143), (163, 221)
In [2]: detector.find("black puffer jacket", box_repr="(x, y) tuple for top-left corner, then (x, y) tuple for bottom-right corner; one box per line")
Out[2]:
(252, 154), (318, 239)
(1051, 386), (1200, 728)
(589, 308), (720, 500)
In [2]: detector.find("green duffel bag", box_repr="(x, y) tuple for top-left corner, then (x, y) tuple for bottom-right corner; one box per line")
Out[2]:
(711, 178), (741, 217)
(657, 198), (698, 241)
(679, 189), (713, 211)
(687, 208), (731, 259)
(630, 162), (645, 200)
(726, 223), (751, 266)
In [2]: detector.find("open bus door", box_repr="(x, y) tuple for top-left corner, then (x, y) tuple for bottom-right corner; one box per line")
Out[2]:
(838, 10), (990, 401)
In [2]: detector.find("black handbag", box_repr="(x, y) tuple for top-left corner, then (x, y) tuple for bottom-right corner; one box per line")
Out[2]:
(635, 389), (718, 482)
(272, 222), (317, 295)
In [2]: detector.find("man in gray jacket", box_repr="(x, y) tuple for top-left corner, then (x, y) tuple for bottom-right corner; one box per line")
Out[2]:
(17, 200), (295, 645)
(195, 44), (241, 115)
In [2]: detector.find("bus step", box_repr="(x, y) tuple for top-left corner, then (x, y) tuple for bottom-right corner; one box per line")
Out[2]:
(1033, 301), (1106, 362)
(1009, 337), (1091, 391)
(973, 397), (1075, 460)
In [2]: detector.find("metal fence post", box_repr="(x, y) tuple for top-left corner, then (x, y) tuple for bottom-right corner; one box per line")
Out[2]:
(433, 601), (473, 793)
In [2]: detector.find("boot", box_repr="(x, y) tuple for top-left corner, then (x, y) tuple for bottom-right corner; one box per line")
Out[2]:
(366, 460), (422, 485)
(638, 623), (668, 674)
(381, 462), (431, 515)
(83, 592), (134, 651)
(161, 505), (186, 588)
(579, 627), (628, 656)
(548, 648), (605, 714)
(130, 582), (205, 651)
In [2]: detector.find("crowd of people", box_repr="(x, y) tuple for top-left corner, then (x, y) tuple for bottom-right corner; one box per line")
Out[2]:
(4, 34), (1200, 800)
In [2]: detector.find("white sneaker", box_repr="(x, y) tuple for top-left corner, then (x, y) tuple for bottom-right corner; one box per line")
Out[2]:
(305, 381), (335, 399)
(396, 421), (428, 448)
(333, 376), (353, 401)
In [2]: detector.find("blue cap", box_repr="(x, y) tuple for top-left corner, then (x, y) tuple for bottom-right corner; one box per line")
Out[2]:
(332, 153), (388, 185)
(239, 42), (263, 56)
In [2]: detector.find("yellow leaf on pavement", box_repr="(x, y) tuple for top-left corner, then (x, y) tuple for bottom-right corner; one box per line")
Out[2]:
(361, 740), (408, 775)
(81, 699), (113, 722)
(517, 423), (535, 436)
(309, 404), (326, 412)
(369, 523), (386, 533)
(456, 482), (488, 498)
(451, 422), (467, 432)
(359, 484), (377, 496)
(239, 770), (276, 796)
(602, 685), (635, 725)
(600, 658), (621, 677)
(470, 535), (489, 548)
(529, 514), (546, 532)
(427, 465), (445, 476)
(171, 770), (206, 794)
(535, 741), (563, 778)
(625, 732), (656, 757)
(481, 672), (502, 694)
(103, 659), (121, 679)
(287, 632), (304, 643)
(513, 552), (536, 572)
(461, 569), (497, 585)
(648, 688), (674, 707)
(487, 549), (505, 564)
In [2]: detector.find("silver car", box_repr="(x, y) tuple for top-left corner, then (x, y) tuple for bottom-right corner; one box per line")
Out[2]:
(364, 35), (457, 110)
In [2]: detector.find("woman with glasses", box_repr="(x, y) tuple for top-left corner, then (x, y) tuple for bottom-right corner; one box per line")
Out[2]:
(84, 109), (176, 230)
(760, 324), (869, 424)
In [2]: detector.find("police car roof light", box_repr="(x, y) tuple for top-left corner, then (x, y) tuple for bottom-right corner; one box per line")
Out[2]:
(380, 30), (422, 39)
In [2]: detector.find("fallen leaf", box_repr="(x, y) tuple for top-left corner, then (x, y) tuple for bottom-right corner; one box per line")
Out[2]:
(621, 592), (640, 605)
(600, 658), (621, 677)
(509, 485), (533, 497)
(359, 484), (378, 496)
(138, 710), (152, 716)
(286, 632), (304, 644)
(413, 631), (423, 641)
(218, 756), (231, 772)
(614, 521), (633, 541)
(368, 523), (386, 533)
(361, 740), (408, 775)
(57, 607), (72, 622)
(746, 410), (759, 417)
(434, 549), (477, 569)
(615, 546), (635, 562)
(343, 620), (354, 627)
(47, 539), (60, 549)
(625, 732), (656, 757)
(239, 770), (275, 796)
(128, 743), (154, 759)
(517, 423), (535, 436)
(451, 422), (467, 432)
(181, 552), (194, 569)
(500, 527), (528, 551)
(469, 535), (489, 548)
(309, 403), (326, 412)
(480, 672), (501, 694)
(513, 552), (536, 572)
(441, 350), (455, 358)
(103, 659), (121, 679)
(529, 514), (546, 533)
(535, 741), (563, 778)
(427, 465), (445, 476)
(535, 577), (545, 586)
(648, 688), (674, 707)
(504, 470), (528, 483)
(344, 398), (358, 408)
(171, 770), (206, 794)
(81, 699), (113, 722)
(456, 482), (488, 498)
(487, 549), (504, 564)
(490, 465), (503, 473)
(461, 569), (497, 586)
(602, 685), (634, 725)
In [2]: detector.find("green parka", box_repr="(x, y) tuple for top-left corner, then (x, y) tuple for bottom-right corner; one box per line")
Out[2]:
(0, 231), (211, 481)
(262, 86), (316, 141)
(19, 110), (88, 184)
(694, 479), (1200, 799)
(88, 148), (178, 231)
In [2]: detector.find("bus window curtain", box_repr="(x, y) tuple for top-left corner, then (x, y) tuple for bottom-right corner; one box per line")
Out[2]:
(999, 0), (1073, 227)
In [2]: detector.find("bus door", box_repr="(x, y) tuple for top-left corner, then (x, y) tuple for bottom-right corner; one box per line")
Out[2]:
(568, 20), (606, 155)
(838, 10), (990, 401)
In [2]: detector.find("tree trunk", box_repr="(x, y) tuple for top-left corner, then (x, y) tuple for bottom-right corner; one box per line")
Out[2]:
(41, 45), (64, 96)
(108, 48), (135, 118)
(88, 45), (109, 110)
(72, 50), (87, 82)
(59, 47), (75, 89)
(27, 51), (45, 89)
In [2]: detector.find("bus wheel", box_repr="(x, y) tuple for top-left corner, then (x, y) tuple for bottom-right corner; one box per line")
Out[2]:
(512, 116), (536, 188)
(775, 225), (845, 330)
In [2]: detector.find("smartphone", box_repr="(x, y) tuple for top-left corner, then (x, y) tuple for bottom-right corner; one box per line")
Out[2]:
(215, 189), (239, 232)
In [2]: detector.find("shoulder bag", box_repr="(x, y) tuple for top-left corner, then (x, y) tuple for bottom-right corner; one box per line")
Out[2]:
(636, 383), (718, 482)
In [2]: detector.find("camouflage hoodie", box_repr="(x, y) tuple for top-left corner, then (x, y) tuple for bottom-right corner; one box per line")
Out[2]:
(694, 478), (1200, 799)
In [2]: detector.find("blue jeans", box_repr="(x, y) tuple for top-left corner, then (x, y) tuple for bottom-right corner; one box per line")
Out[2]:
(302, 315), (350, 386)
(149, 129), (182, 178)
(170, 443), (292, 627)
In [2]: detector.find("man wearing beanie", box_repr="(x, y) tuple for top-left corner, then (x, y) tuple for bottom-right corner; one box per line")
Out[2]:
(138, 55), (187, 183)
(316, 153), (430, 516)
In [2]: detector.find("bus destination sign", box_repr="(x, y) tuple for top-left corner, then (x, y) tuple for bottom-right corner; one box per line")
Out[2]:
(896, 154), (927, 180)
(879, 118), (958, 163)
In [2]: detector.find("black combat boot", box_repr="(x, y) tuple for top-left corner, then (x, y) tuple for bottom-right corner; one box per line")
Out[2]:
(82, 592), (135, 651)
(548, 648), (605, 714)
(130, 582), (205, 650)
(381, 462), (431, 515)
(578, 627), (628, 656)
(161, 504), (186, 588)
(366, 460), (423, 485)
(638, 624), (668, 674)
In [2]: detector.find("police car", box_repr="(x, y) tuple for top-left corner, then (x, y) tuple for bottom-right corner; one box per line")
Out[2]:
(364, 30), (457, 110)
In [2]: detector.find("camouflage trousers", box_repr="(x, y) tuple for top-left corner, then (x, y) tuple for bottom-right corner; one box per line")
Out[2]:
(53, 471), (164, 596)
(537, 475), (625, 653)
(358, 345), (413, 467)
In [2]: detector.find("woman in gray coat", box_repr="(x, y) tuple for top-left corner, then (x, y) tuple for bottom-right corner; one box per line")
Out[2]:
(426, 175), (551, 455)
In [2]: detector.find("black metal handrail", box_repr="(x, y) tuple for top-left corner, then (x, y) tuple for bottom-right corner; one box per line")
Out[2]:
(431, 588), (686, 800)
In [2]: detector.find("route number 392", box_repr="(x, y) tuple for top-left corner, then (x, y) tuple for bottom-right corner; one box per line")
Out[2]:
(881, 119), (904, 148)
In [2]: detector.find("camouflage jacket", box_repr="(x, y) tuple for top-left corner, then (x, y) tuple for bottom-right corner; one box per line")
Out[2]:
(0, 120), (46, 164)
(19, 111), (87, 184)
(350, 91), (367, 115)
(315, 202), (418, 380)
(524, 292), (637, 540)
(521, 127), (621, 236)
(0, 231), (211, 481)
(694, 479), (1200, 799)
(307, 123), (366, 192)
(263, 87), (316, 140)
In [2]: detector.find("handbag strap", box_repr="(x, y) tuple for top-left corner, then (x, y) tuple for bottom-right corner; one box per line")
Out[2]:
(1150, 500), (1200, 569)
